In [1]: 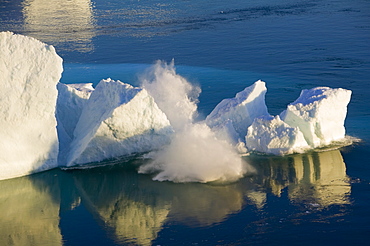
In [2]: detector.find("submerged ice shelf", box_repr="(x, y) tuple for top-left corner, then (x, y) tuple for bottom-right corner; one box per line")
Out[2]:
(0, 32), (353, 181)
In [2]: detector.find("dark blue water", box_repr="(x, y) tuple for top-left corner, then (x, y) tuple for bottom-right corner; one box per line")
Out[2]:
(1, 0), (370, 245)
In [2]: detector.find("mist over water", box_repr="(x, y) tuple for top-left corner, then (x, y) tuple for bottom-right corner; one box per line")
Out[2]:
(139, 61), (247, 183)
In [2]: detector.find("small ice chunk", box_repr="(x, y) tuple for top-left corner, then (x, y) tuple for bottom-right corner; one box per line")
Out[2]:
(206, 80), (270, 142)
(0, 32), (62, 180)
(66, 79), (173, 166)
(280, 87), (351, 147)
(246, 115), (309, 155)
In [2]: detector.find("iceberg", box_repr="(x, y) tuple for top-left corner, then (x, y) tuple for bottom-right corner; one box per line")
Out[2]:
(0, 32), (62, 180)
(56, 83), (94, 164)
(64, 78), (173, 166)
(0, 32), (354, 181)
(206, 80), (270, 143)
(246, 115), (309, 155)
(280, 87), (351, 148)
(209, 82), (352, 155)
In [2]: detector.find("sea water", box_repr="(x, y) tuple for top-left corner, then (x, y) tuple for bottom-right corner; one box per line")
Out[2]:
(1, 0), (370, 245)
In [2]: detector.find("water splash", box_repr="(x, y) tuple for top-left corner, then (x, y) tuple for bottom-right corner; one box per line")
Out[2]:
(138, 60), (248, 183)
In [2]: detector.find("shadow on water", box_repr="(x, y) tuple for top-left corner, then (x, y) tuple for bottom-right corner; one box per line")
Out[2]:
(0, 149), (351, 246)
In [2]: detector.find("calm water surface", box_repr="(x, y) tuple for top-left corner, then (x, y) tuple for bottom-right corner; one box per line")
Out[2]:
(1, 0), (370, 245)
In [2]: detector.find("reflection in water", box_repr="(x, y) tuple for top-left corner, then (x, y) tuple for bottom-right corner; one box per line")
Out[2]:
(247, 149), (351, 208)
(100, 200), (169, 246)
(289, 150), (351, 207)
(72, 169), (171, 246)
(165, 183), (244, 227)
(22, 0), (95, 52)
(0, 172), (62, 246)
(0, 149), (351, 245)
(71, 164), (245, 245)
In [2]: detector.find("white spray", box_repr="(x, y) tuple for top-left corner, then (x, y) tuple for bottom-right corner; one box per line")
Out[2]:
(139, 60), (248, 183)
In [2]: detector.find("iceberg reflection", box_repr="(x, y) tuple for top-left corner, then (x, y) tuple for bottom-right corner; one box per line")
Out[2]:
(72, 168), (170, 246)
(22, 0), (95, 52)
(247, 149), (351, 208)
(0, 149), (350, 245)
(289, 150), (351, 207)
(71, 164), (245, 245)
(0, 172), (62, 246)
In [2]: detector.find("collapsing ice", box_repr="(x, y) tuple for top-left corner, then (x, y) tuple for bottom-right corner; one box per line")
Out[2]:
(0, 32), (353, 181)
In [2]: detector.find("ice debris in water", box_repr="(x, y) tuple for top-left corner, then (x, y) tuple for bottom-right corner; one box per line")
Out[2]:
(0, 31), (353, 181)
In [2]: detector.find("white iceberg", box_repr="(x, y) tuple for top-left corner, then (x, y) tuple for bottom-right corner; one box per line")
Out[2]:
(246, 115), (309, 155)
(56, 83), (94, 164)
(0, 32), (354, 181)
(65, 78), (173, 166)
(280, 87), (351, 148)
(206, 80), (270, 143)
(0, 31), (62, 180)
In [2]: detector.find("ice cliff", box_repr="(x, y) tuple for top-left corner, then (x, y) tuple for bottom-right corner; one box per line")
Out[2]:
(280, 87), (352, 148)
(0, 32), (62, 180)
(0, 32), (352, 181)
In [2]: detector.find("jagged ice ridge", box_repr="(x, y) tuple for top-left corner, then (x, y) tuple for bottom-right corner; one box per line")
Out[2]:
(0, 32), (352, 180)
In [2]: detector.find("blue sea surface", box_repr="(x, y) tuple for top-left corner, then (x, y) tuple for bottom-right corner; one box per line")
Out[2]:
(1, 0), (370, 245)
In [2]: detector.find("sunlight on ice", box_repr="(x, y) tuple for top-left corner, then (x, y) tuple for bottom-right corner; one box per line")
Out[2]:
(280, 87), (351, 148)
(0, 32), (62, 180)
(0, 32), (354, 182)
